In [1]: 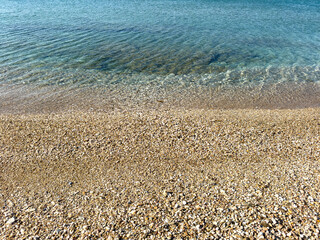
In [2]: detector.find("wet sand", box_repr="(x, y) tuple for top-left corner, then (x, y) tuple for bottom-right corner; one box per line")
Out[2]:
(1, 107), (320, 238)
(1, 81), (320, 114)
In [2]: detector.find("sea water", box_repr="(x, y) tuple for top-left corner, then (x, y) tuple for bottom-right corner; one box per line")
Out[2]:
(0, 0), (319, 109)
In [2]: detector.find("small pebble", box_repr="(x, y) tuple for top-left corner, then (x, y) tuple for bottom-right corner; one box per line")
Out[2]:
(6, 217), (16, 225)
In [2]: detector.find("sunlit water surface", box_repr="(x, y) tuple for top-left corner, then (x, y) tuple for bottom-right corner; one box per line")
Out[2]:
(0, 0), (319, 110)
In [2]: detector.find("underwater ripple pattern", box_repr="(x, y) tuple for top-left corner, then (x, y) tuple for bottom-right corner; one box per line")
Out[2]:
(0, 0), (319, 86)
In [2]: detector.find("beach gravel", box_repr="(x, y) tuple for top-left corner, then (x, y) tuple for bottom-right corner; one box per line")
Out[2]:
(1, 108), (320, 239)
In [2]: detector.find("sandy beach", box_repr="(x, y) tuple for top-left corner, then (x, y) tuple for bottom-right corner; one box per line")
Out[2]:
(1, 0), (320, 238)
(1, 107), (320, 238)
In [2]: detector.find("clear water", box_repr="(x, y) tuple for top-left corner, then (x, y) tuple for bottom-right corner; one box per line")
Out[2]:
(0, 0), (319, 90)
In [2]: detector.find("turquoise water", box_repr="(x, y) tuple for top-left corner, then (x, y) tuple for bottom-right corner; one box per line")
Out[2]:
(0, 0), (319, 90)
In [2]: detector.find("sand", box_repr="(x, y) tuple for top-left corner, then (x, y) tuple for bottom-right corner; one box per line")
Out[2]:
(1, 108), (320, 239)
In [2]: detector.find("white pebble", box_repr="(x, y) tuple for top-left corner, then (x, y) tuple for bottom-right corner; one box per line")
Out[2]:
(6, 217), (16, 225)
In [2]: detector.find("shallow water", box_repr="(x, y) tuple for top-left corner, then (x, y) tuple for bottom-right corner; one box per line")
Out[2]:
(0, 0), (319, 110)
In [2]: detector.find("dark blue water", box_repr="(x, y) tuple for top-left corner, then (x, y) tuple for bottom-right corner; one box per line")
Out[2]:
(0, 0), (319, 93)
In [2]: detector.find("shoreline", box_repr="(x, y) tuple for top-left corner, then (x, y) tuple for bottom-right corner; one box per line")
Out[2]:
(1, 81), (320, 114)
(1, 108), (320, 238)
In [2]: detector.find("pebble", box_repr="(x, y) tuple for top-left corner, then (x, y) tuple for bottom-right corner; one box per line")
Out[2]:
(7, 200), (14, 207)
(6, 217), (16, 225)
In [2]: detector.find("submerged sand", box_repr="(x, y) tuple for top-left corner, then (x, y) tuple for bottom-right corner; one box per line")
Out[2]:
(1, 108), (320, 238)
